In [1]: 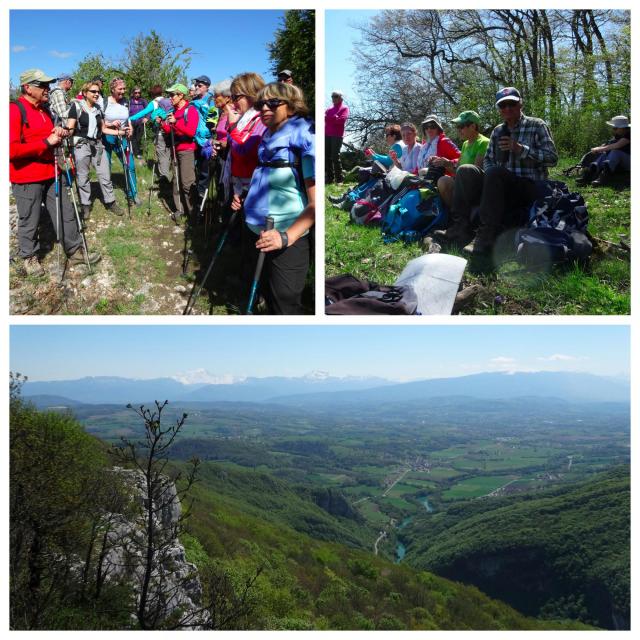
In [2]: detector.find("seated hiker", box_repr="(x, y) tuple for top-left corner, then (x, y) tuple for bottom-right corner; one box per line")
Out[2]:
(416, 114), (460, 180)
(436, 110), (489, 211)
(390, 122), (422, 173)
(243, 82), (315, 315)
(437, 87), (557, 254)
(329, 124), (403, 206)
(579, 115), (630, 187)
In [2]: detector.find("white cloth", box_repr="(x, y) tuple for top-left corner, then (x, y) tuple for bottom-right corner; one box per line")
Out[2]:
(400, 142), (422, 173)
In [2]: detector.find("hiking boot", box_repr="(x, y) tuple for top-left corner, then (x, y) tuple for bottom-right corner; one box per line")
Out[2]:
(433, 221), (472, 244)
(67, 248), (102, 267)
(591, 165), (612, 187)
(82, 204), (92, 220)
(328, 193), (346, 205)
(23, 255), (45, 277)
(576, 166), (597, 186)
(463, 227), (495, 255)
(105, 201), (124, 216)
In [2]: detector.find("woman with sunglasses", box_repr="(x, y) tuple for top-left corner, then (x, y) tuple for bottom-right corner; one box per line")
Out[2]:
(103, 77), (140, 205)
(66, 81), (127, 218)
(436, 110), (488, 210)
(243, 82), (315, 314)
(416, 114), (460, 178)
(160, 83), (200, 219)
(223, 72), (267, 210)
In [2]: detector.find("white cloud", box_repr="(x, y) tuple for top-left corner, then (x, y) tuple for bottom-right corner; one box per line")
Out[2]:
(172, 369), (245, 385)
(49, 50), (74, 59)
(537, 353), (586, 362)
(12, 45), (32, 53)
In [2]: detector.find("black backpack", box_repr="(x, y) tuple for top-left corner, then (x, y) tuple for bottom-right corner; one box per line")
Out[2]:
(515, 181), (592, 268)
(325, 275), (417, 315)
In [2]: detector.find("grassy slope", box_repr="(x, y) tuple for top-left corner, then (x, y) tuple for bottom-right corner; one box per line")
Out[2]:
(325, 158), (630, 314)
(403, 465), (630, 628)
(181, 460), (592, 630)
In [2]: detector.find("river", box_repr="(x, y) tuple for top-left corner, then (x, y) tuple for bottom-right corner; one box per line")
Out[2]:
(395, 496), (434, 562)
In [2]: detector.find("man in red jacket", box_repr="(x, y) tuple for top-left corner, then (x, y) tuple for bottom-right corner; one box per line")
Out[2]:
(10, 68), (100, 276)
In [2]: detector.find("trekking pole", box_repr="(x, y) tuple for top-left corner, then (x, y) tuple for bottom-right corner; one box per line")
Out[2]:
(169, 127), (183, 220)
(182, 207), (241, 315)
(147, 159), (156, 216)
(54, 153), (62, 273)
(60, 144), (91, 272)
(116, 130), (132, 219)
(246, 216), (275, 315)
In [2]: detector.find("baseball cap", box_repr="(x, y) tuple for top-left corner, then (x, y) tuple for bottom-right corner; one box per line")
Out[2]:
(193, 75), (211, 86)
(20, 68), (56, 85)
(278, 69), (293, 79)
(452, 110), (481, 126)
(166, 83), (189, 95)
(495, 87), (522, 105)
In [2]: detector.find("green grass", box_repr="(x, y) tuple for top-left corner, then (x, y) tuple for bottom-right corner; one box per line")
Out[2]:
(325, 158), (629, 315)
(442, 475), (518, 501)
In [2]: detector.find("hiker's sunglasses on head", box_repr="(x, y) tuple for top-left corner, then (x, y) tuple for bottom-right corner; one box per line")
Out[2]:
(256, 98), (286, 111)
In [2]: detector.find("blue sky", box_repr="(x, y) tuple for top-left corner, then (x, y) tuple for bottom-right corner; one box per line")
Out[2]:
(325, 10), (377, 108)
(10, 10), (285, 87)
(10, 325), (630, 383)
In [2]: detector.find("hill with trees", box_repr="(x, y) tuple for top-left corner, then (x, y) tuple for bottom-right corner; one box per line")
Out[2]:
(403, 466), (630, 629)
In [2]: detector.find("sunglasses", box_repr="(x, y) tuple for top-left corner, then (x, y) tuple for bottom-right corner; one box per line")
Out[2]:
(86, 89), (100, 94)
(231, 94), (246, 102)
(498, 101), (519, 110)
(456, 123), (470, 129)
(424, 124), (439, 130)
(196, 82), (208, 87)
(29, 81), (51, 89)
(255, 98), (286, 111)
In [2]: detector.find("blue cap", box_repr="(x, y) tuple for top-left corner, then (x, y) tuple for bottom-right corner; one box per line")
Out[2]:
(495, 87), (521, 105)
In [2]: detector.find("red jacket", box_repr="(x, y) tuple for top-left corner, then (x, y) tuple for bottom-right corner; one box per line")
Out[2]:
(228, 112), (266, 179)
(9, 97), (56, 184)
(161, 102), (198, 152)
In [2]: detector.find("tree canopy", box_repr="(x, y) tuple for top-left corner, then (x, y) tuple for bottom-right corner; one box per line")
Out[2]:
(348, 9), (629, 154)
(268, 10), (315, 111)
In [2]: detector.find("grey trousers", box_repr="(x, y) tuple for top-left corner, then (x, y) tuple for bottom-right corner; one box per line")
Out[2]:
(156, 130), (172, 182)
(174, 150), (197, 216)
(12, 180), (82, 258)
(73, 140), (116, 206)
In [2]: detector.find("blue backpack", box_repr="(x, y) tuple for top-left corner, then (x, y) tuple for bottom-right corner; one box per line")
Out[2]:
(515, 180), (592, 267)
(381, 187), (447, 243)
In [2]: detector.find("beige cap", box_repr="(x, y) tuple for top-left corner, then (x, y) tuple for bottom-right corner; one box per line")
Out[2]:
(20, 68), (56, 85)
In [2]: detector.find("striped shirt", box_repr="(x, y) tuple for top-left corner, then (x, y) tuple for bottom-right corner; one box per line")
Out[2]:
(484, 113), (558, 180)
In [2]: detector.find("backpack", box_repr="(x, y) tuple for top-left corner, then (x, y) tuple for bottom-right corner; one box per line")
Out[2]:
(562, 150), (603, 177)
(178, 103), (213, 157)
(381, 187), (447, 243)
(11, 98), (56, 139)
(325, 275), (418, 315)
(515, 180), (592, 267)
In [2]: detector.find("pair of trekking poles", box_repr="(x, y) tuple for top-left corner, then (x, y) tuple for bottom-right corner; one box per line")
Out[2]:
(53, 139), (93, 275)
(182, 213), (274, 315)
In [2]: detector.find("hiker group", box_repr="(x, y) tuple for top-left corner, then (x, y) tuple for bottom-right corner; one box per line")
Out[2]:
(9, 66), (315, 314)
(329, 86), (630, 258)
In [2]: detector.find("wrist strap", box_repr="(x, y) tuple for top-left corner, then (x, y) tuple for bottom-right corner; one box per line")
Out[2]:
(279, 230), (289, 248)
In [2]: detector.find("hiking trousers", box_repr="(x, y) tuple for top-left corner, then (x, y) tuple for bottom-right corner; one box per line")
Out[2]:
(195, 146), (210, 197)
(246, 229), (310, 315)
(325, 135), (343, 183)
(103, 134), (139, 200)
(12, 180), (83, 259)
(593, 149), (630, 174)
(477, 166), (537, 232)
(174, 149), (197, 217)
(73, 140), (116, 207)
(155, 130), (172, 183)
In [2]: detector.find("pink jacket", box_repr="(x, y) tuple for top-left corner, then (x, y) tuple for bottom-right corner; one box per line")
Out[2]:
(325, 101), (349, 137)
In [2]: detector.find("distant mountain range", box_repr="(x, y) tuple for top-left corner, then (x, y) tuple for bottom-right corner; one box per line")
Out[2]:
(22, 371), (629, 407)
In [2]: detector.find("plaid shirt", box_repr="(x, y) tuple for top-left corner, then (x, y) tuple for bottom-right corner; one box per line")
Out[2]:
(484, 113), (558, 180)
(48, 87), (70, 124)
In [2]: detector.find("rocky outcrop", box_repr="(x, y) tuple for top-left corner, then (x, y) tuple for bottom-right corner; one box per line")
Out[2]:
(100, 467), (208, 629)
